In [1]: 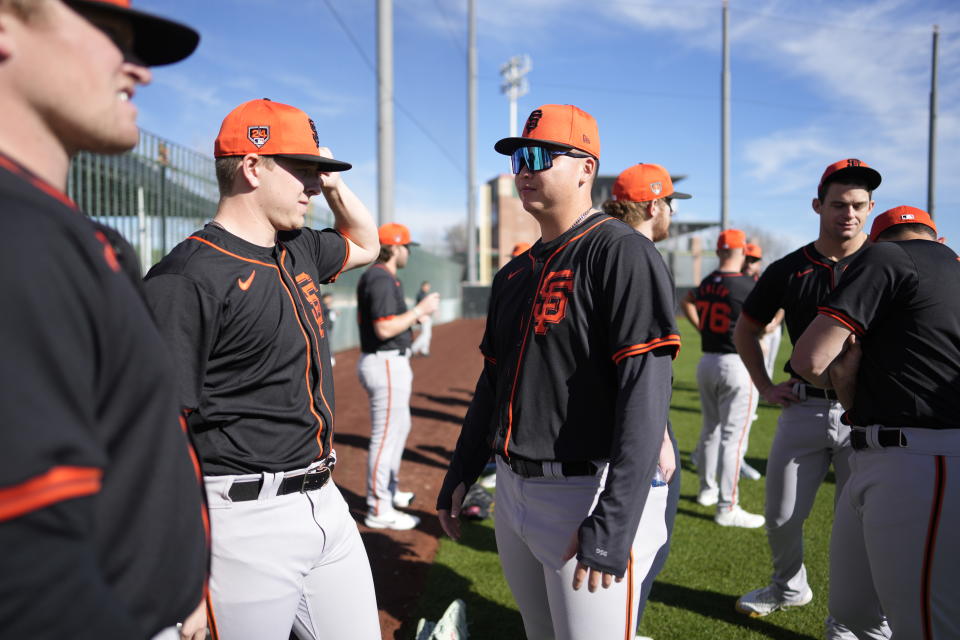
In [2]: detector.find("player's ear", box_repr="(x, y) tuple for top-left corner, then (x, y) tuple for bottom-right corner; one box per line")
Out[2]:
(240, 154), (264, 188)
(0, 7), (25, 61)
(811, 197), (822, 215)
(580, 156), (596, 185)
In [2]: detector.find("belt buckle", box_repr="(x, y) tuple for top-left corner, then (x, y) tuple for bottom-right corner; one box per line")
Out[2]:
(299, 464), (331, 493)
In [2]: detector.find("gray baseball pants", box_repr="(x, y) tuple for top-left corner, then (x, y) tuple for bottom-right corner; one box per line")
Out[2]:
(765, 384), (863, 639)
(493, 457), (669, 640)
(696, 353), (755, 511)
(203, 465), (380, 640)
(358, 350), (413, 516)
(830, 427), (960, 639)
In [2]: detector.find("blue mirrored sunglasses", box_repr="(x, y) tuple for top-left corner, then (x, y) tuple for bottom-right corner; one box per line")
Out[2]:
(510, 146), (591, 174)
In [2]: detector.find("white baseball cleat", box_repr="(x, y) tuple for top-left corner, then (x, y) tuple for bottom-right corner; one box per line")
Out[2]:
(364, 509), (420, 531)
(735, 584), (813, 617)
(740, 461), (762, 480)
(393, 490), (415, 508)
(714, 505), (765, 528)
(696, 488), (719, 507)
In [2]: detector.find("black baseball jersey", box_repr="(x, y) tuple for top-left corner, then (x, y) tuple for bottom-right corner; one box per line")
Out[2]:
(438, 214), (680, 576)
(692, 270), (755, 354)
(357, 264), (412, 353)
(818, 240), (960, 429)
(0, 154), (207, 637)
(742, 241), (867, 380)
(144, 223), (348, 476)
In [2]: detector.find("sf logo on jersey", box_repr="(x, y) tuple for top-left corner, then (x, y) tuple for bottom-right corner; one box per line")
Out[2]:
(295, 272), (325, 338)
(533, 270), (574, 335)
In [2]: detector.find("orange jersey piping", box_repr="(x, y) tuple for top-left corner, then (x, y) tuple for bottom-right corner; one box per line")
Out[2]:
(0, 466), (102, 522)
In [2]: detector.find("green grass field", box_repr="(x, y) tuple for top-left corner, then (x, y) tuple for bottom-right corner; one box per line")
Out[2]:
(414, 334), (837, 639)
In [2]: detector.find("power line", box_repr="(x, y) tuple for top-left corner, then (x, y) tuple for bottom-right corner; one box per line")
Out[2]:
(319, 0), (466, 175)
(431, 0), (467, 57)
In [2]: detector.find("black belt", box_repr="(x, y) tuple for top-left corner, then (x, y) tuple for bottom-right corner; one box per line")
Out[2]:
(228, 464), (333, 502)
(802, 385), (837, 400)
(850, 429), (908, 450)
(365, 348), (407, 356)
(504, 457), (599, 478)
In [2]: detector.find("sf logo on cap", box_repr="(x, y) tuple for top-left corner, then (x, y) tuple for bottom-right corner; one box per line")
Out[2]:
(649, 181), (663, 196)
(524, 110), (543, 136)
(248, 126), (270, 148)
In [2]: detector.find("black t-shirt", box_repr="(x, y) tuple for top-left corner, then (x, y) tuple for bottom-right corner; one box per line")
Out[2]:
(439, 214), (680, 576)
(818, 240), (960, 429)
(357, 264), (412, 353)
(144, 223), (348, 475)
(742, 241), (867, 380)
(0, 155), (207, 637)
(692, 270), (754, 354)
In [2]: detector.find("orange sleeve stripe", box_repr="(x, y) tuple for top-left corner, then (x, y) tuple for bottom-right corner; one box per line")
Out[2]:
(328, 232), (351, 283)
(374, 315), (397, 323)
(817, 307), (864, 336)
(0, 466), (103, 522)
(612, 335), (682, 364)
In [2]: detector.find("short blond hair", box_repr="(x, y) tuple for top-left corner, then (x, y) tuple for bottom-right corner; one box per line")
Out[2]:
(214, 155), (275, 195)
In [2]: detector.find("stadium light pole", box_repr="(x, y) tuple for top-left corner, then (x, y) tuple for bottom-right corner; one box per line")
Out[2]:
(720, 0), (730, 231)
(466, 0), (478, 282)
(376, 0), (394, 224)
(500, 55), (531, 137)
(927, 24), (939, 218)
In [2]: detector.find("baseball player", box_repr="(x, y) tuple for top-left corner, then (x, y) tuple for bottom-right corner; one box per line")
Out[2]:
(791, 206), (959, 638)
(437, 105), (680, 640)
(682, 229), (765, 527)
(144, 99), (381, 640)
(0, 2), (208, 639)
(601, 161), (691, 635)
(356, 224), (440, 529)
(732, 159), (889, 637)
(411, 280), (435, 356)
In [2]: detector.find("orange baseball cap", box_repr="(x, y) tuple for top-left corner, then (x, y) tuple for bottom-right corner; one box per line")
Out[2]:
(379, 223), (419, 247)
(717, 229), (746, 250)
(66, 0), (199, 66)
(869, 206), (936, 241)
(744, 242), (763, 259)
(612, 164), (692, 202)
(818, 158), (881, 199)
(511, 242), (532, 257)
(494, 105), (600, 158)
(214, 99), (351, 171)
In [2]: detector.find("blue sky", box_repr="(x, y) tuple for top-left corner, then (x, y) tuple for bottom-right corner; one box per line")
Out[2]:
(135, 0), (959, 254)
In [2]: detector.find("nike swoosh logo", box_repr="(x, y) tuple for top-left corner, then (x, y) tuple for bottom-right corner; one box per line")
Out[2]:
(507, 269), (524, 280)
(238, 270), (256, 291)
(795, 268), (813, 278)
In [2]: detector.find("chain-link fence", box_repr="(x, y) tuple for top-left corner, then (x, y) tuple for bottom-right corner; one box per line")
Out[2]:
(67, 130), (218, 275)
(67, 130), (465, 352)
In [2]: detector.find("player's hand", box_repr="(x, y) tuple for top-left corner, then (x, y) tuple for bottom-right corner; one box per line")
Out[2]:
(179, 599), (207, 640)
(416, 292), (440, 318)
(658, 430), (676, 483)
(562, 532), (622, 593)
(759, 380), (800, 407)
(438, 482), (466, 540)
(316, 147), (343, 189)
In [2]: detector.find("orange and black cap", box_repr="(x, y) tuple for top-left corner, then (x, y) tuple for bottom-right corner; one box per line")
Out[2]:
(818, 158), (881, 199)
(494, 105), (600, 158)
(379, 223), (419, 247)
(744, 242), (762, 259)
(612, 163), (691, 202)
(717, 229), (746, 250)
(869, 206), (936, 242)
(511, 242), (531, 257)
(66, 0), (199, 66)
(214, 99), (352, 172)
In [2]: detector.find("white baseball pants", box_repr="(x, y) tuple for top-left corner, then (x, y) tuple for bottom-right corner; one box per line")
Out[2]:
(830, 427), (960, 640)
(696, 353), (755, 511)
(358, 350), (413, 516)
(204, 469), (380, 640)
(493, 457), (669, 640)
